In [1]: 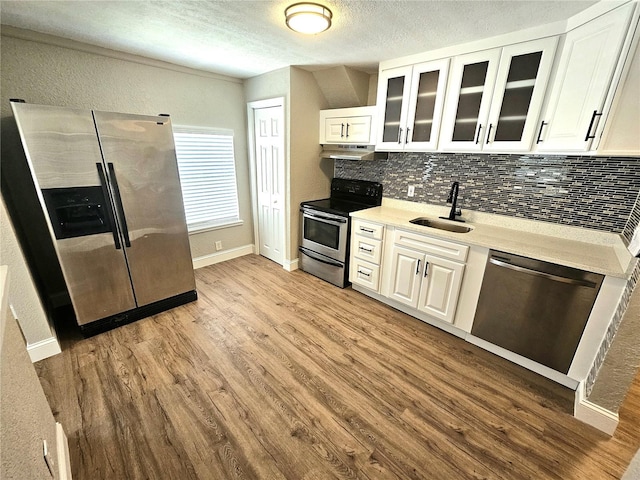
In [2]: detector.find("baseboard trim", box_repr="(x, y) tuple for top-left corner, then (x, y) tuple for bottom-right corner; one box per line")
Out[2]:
(284, 258), (299, 272)
(574, 381), (619, 435)
(56, 422), (72, 480)
(192, 244), (254, 269)
(27, 336), (61, 362)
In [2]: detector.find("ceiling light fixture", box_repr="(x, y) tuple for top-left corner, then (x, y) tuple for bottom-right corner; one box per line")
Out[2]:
(285, 2), (332, 35)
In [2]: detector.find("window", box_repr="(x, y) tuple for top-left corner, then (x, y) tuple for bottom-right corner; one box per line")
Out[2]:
(173, 126), (241, 233)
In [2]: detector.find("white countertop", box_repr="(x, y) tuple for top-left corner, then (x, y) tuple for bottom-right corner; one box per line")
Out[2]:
(351, 199), (635, 278)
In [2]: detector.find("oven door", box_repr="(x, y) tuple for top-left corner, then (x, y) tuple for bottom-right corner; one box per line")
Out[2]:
(300, 208), (349, 262)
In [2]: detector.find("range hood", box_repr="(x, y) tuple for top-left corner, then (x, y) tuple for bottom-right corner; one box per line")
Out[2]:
(320, 144), (388, 161)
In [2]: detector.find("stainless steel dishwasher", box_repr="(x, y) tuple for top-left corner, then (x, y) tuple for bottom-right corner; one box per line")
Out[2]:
(471, 250), (604, 374)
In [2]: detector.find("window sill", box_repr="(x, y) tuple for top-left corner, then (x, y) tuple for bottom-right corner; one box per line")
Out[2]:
(188, 220), (244, 235)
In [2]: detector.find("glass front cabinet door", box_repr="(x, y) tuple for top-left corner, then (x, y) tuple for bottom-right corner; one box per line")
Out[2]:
(376, 59), (449, 152)
(440, 37), (558, 152)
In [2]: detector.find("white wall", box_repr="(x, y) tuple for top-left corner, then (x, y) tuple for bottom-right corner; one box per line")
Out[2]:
(0, 29), (254, 262)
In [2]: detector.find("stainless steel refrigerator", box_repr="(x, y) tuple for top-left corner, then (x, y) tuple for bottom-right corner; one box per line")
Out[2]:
(10, 101), (197, 335)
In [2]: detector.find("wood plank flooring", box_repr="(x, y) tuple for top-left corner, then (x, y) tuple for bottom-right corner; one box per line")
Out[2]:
(36, 254), (640, 479)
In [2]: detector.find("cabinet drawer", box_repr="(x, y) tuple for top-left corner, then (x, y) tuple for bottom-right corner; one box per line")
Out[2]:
(394, 228), (469, 262)
(353, 219), (384, 240)
(350, 258), (380, 291)
(353, 236), (382, 264)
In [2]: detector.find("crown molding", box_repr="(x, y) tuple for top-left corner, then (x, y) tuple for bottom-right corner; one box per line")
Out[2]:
(0, 25), (243, 85)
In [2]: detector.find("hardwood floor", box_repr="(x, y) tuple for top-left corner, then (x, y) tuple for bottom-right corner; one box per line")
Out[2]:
(36, 254), (640, 479)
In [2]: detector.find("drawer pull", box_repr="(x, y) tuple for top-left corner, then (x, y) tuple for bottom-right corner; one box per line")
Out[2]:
(359, 245), (373, 253)
(360, 227), (374, 233)
(358, 269), (371, 277)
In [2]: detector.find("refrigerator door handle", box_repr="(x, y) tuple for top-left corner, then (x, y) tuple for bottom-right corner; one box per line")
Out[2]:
(107, 162), (132, 248)
(96, 162), (122, 250)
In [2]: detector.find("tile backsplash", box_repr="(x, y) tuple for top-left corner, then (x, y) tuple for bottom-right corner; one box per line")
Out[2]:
(335, 152), (640, 234)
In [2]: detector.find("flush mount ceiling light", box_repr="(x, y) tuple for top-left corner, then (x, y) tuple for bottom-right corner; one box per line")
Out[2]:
(285, 2), (332, 34)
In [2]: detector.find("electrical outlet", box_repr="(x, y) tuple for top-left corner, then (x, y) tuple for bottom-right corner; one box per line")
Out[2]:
(407, 185), (415, 197)
(215, 241), (223, 251)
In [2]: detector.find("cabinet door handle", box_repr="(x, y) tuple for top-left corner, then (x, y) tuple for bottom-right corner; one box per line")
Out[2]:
(397, 127), (403, 144)
(584, 110), (602, 141)
(405, 128), (411, 144)
(345, 123), (350, 138)
(340, 123), (345, 138)
(475, 124), (483, 144)
(416, 259), (421, 275)
(424, 262), (429, 277)
(486, 124), (493, 144)
(536, 121), (548, 144)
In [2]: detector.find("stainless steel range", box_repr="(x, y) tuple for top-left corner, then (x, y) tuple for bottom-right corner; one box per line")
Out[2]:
(299, 178), (383, 287)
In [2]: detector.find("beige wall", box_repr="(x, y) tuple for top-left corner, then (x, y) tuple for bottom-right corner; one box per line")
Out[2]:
(244, 67), (332, 262)
(368, 74), (379, 106)
(588, 271), (640, 411)
(0, 198), (53, 345)
(599, 34), (640, 155)
(289, 67), (332, 260)
(244, 68), (292, 258)
(0, 266), (63, 480)
(244, 67), (291, 105)
(0, 31), (254, 263)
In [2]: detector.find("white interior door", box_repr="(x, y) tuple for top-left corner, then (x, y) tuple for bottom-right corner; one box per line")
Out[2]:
(253, 106), (285, 265)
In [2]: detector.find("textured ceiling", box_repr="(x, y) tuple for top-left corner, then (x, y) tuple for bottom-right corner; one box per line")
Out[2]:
(0, 0), (600, 79)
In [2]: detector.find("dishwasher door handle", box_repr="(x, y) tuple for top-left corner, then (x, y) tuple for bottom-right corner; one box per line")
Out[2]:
(489, 258), (598, 288)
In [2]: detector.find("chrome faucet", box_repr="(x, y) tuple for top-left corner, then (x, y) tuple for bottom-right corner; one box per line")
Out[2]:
(439, 181), (464, 222)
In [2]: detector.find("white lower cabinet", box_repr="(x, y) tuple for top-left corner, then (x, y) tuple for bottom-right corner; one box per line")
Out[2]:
(388, 245), (424, 307)
(350, 222), (471, 326)
(350, 220), (385, 292)
(388, 244), (465, 323)
(416, 255), (465, 323)
(351, 257), (380, 291)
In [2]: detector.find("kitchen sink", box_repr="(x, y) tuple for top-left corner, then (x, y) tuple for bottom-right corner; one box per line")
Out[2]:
(409, 217), (473, 233)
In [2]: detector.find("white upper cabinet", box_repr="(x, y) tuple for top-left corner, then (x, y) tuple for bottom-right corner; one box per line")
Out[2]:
(376, 59), (449, 151)
(319, 106), (376, 144)
(440, 37), (558, 152)
(536, 3), (636, 152)
(439, 49), (501, 151)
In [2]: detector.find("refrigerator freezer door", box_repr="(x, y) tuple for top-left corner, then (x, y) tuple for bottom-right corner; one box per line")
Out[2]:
(93, 111), (196, 307)
(11, 103), (136, 325)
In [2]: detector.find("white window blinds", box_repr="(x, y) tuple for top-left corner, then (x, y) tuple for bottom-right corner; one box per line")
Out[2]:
(173, 126), (240, 232)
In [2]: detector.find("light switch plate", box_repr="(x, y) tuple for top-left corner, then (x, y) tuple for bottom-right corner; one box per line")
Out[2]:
(407, 185), (415, 197)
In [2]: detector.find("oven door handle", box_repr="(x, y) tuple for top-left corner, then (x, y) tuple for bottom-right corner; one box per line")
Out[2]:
(301, 210), (348, 225)
(299, 247), (344, 267)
